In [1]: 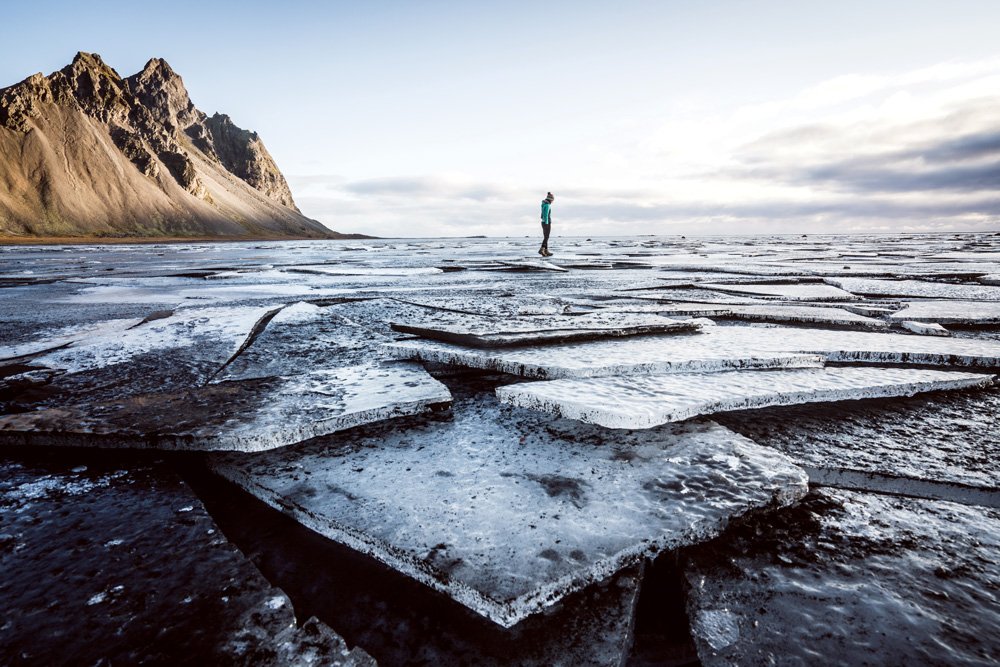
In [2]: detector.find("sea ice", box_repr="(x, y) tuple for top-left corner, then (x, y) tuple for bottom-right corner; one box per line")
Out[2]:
(0, 362), (452, 451)
(29, 305), (278, 375)
(209, 388), (807, 628)
(389, 310), (699, 347)
(716, 385), (1000, 506)
(890, 300), (1000, 325)
(214, 301), (388, 382)
(825, 277), (1000, 300)
(696, 282), (860, 301)
(684, 489), (1000, 666)
(496, 367), (993, 429)
(385, 337), (824, 379)
(898, 320), (951, 336)
(386, 323), (1000, 379)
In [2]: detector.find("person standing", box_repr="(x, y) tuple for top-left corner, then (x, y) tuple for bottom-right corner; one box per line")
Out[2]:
(539, 192), (554, 257)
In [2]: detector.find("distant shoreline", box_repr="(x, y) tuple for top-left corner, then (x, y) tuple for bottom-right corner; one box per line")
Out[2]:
(0, 234), (375, 245)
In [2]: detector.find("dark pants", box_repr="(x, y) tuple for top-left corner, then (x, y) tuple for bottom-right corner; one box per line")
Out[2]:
(541, 222), (551, 248)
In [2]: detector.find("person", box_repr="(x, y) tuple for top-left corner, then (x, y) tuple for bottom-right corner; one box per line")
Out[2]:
(539, 192), (554, 257)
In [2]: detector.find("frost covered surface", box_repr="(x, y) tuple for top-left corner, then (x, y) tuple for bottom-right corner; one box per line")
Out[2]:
(386, 336), (824, 378)
(386, 324), (1000, 379)
(496, 368), (994, 429)
(209, 389), (807, 627)
(826, 277), (1000, 300)
(716, 385), (1000, 500)
(684, 489), (1000, 667)
(390, 310), (699, 347)
(898, 320), (951, 336)
(0, 362), (452, 451)
(891, 300), (1000, 324)
(0, 317), (144, 360)
(32, 305), (276, 375)
(0, 460), (373, 666)
(697, 281), (860, 301)
(215, 301), (389, 382)
(723, 304), (887, 328)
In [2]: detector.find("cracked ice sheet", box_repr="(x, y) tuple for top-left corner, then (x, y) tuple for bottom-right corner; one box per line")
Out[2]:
(696, 282), (859, 301)
(890, 300), (1000, 325)
(208, 389), (808, 628)
(386, 324), (1000, 379)
(0, 317), (143, 360)
(723, 305), (887, 328)
(0, 362), (452, 452)
(715, 385), (1000, 504)
(391, 294), (573, 317)
(826, 277), (1000, 300)
(684, 489), (1000, 667)
(28, 305), (277, 375)
(389, 310), (699, 347)
(216, 301), (389, 382)
(497, 368), (994, 429)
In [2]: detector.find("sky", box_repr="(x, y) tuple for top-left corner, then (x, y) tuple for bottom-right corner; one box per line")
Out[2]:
(3, 0), (1000, 237)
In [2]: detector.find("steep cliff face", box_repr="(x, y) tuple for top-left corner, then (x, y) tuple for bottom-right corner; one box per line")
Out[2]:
(0, 52), (337, 238)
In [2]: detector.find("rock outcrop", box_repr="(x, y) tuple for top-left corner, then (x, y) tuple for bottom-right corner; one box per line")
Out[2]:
(0, 52), (340, 239)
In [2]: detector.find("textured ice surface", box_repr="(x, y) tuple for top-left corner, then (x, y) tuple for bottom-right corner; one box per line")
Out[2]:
(500, 259), (569, 272)
(390, 310), (699, 347)
(30, 305), (275, 374)
(497, 367), (994, 429)
(387, 324), (1000, 379)
(891, 300), (1000, 325)
(386, 337), (824, 379)
(215, 301), (388, 382)
(716, 385), (1000, 505)
(0, 460), (373, 666)
(697, 282), (859, 301)
(724, 305), (887, 328)
(0, 362), (452, 451)
(0, 317), (144, 360)
(899, 320), (951, 336)
(209, 388), (807, 628)
(826, 277), (1000, 300)
(684, 489), (1000, 666)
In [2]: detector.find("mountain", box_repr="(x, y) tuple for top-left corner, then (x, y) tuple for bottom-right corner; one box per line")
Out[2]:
(0, 52), (346, 239)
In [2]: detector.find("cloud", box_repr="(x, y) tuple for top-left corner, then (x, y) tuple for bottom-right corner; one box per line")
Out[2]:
(294, 57), (1000, 237)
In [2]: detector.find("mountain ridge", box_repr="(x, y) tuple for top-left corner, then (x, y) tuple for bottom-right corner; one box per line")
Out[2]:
(0, 52), (348, 239)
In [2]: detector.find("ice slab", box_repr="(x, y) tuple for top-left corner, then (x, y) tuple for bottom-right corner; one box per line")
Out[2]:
(390, 311), (699, 347)
(0, 317), (144, 361)
(979, 273), (1000, 286)
(215, 301), (387, 382)
(826, 277), (1000, 300)
(386, 325), (1000, 379)
(499, 259), (569, 272)
(392, 295), (572, 317)
(696, 282), (859, 301)
(716, 385), (1000, 506)
(209, 388), (808, 628)
(386, 337), (824, 379)
(496, 368), (993, 429)
(0, 460), (373, 666)
(684, 489), (1000, 666)
(0, 362), (452, 451)
(29, 305), (277, 375)
(724, 305), (887, 328)
(891, 300), (1000, 325)
(899, 320), (951, 336)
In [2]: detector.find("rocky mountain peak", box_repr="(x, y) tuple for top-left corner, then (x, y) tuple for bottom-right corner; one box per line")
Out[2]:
(125, 57), (200, 133)
(0, 52), (333, 238)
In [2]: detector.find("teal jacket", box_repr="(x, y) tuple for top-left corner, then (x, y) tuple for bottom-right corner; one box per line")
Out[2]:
(541, 200), (552, 225)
